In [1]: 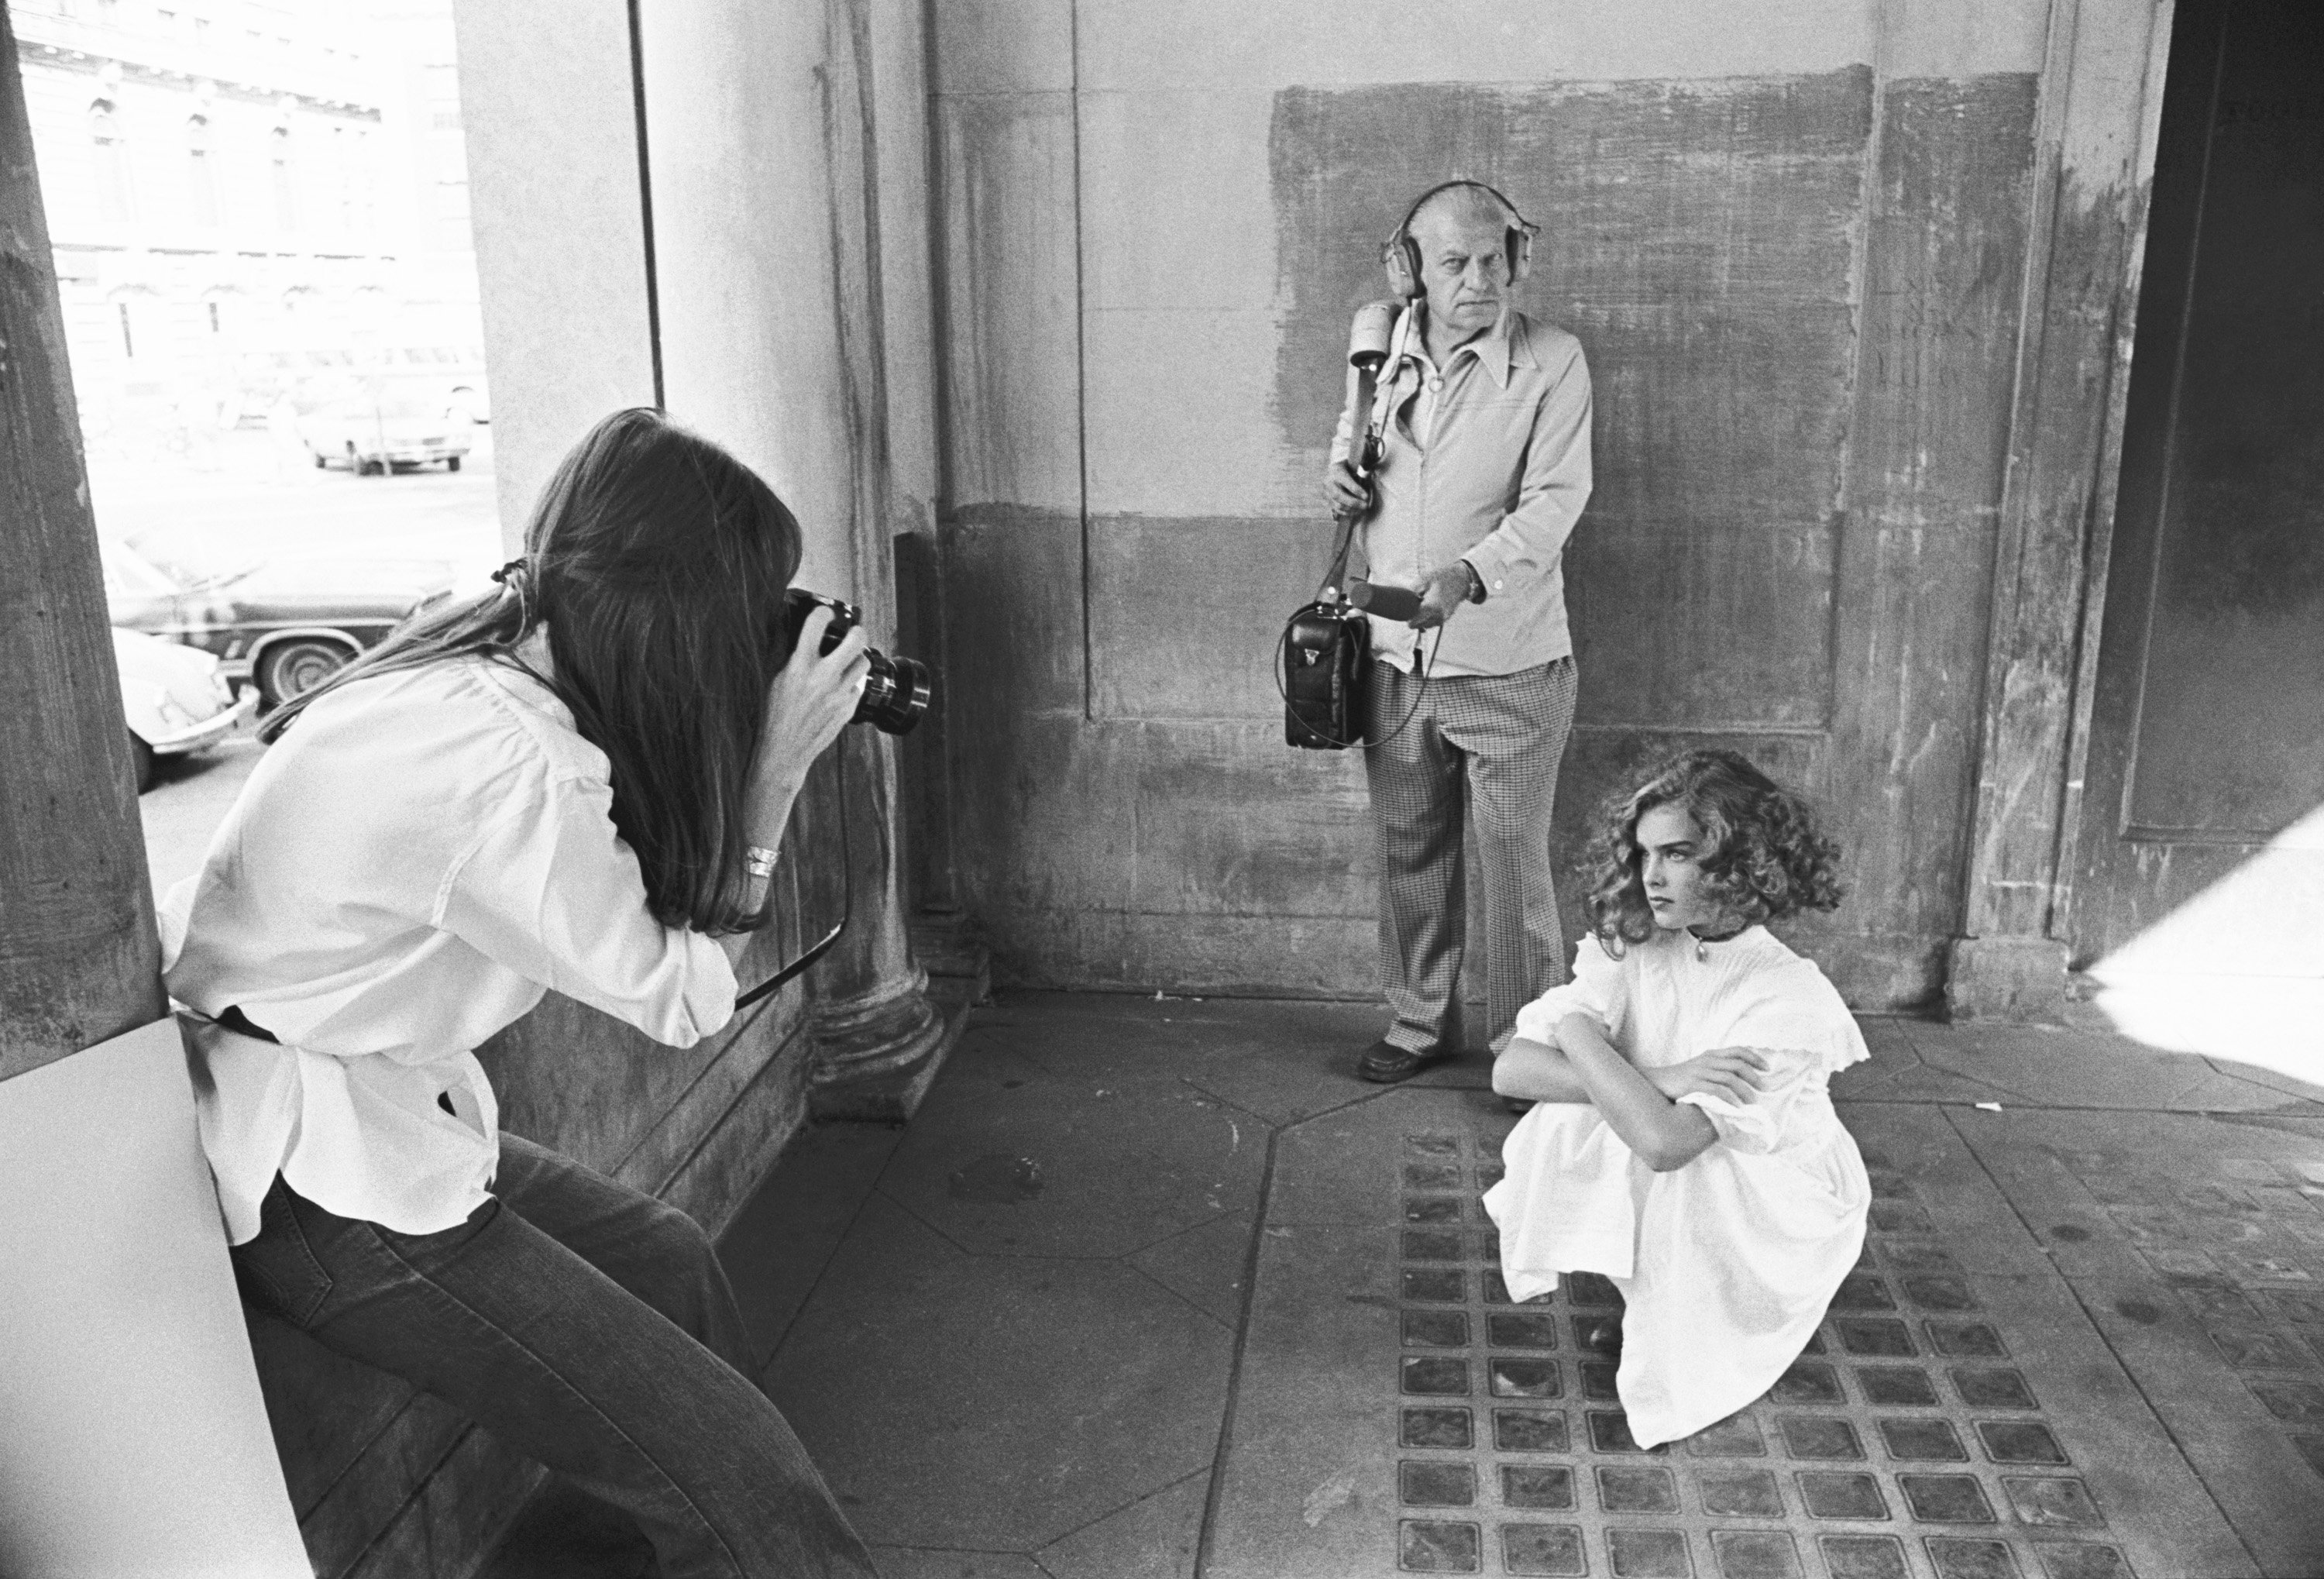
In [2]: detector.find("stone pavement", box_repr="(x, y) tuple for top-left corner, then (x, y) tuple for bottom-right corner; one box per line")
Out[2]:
(484, 995), (2324, 1579)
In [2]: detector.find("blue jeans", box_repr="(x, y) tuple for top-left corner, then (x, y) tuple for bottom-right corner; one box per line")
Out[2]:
(231, 1134), (875, 1578)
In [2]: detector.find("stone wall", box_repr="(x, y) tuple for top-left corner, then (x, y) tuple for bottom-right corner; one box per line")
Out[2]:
(923, 0), (2169, 1014)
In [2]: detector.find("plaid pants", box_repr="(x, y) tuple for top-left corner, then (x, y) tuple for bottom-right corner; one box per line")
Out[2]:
(1365, 656), (1578, 1054)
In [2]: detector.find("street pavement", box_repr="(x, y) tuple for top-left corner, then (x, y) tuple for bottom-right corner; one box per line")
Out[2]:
(483, 994), (2324, 1579)
(91, 424), (505, 591)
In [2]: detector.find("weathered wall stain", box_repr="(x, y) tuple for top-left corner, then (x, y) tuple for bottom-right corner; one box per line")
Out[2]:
(936, 67), (2046, 1011)
(1270, 71), (1874, 729)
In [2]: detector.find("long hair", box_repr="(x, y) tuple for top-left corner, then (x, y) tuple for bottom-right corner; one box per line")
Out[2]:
(265, 408), (802, 934)
(1584, 748), (1844, 951)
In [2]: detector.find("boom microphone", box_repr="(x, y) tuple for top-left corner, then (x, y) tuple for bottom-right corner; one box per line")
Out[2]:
(1343, 580), (1423, 623)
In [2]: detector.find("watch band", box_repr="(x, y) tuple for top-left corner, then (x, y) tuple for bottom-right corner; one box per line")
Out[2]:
(744, 845), (779, 880)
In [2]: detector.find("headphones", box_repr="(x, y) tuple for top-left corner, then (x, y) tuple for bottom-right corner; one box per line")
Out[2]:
(1381, 179), (1539, 300)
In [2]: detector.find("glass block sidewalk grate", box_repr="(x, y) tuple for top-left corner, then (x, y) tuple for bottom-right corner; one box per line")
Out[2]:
(1384, 1128), (2132, 1579)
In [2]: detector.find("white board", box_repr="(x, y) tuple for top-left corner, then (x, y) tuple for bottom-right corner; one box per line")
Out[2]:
(0, 1016), (308, 1577)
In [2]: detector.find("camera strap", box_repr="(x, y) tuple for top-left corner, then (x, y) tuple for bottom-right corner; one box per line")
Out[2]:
(731, 747), (854, 1013)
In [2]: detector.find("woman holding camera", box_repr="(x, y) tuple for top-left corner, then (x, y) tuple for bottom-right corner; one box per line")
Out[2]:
(163, 408), (879, 1576)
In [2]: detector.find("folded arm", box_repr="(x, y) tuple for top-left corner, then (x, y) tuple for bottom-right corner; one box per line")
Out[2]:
(1492, 1014), (1771, 1172)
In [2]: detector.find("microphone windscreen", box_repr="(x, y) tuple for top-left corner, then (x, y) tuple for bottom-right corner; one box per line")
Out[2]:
(1345, 580), (1422, 622)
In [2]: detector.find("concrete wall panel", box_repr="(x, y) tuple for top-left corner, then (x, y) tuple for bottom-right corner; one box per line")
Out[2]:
(452, 0), (654, 547)
(1079, 89), (1277, 314)
(930, 0), (1075, 95)
(946, 504), (1088, 717)
(644, 0), (861, 587)
(1083, 308), (1303, 516)
(1087, 515), (1330, 719)
(1076, 1), (1880, 91)
(935, 92), (1084, 510)
(1828, 75), (2043, 960)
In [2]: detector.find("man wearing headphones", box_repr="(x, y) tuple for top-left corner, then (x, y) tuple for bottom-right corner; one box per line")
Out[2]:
(1325, 180), (1593, 1082)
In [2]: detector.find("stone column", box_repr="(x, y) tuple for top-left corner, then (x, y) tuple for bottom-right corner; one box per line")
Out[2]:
(1948, 0), (2174, 1020)
(640, 0), (953, 1117)
(1, 26), (163, 1078)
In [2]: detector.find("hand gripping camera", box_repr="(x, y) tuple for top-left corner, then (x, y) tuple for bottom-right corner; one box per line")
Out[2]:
(780, 589), (933, 735)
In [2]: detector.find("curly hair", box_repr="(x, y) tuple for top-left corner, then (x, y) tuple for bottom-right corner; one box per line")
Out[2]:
(1584, 748), (1844, 951)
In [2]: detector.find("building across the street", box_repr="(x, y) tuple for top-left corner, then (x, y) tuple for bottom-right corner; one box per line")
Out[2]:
(12, 0), (482, 460)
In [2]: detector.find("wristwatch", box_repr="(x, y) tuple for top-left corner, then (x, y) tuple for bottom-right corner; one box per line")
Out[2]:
(1461, 560), (1487, 604)
(744, 845), (779, 880)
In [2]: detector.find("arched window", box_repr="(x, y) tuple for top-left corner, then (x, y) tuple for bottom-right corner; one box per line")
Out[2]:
(270, 125), (297, 232)
(90, 100), (133, 224)
(187, 115), (218, 227)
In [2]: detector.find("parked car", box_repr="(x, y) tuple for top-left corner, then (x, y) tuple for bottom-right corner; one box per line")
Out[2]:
(99, 538), (457, 708)
(115, 627), (256, 793)
(297, 385), (473, 475)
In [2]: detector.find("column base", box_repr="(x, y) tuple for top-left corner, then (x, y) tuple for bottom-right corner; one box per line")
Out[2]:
(1944, 936), (2069, 1024)
(807, 965), (962, 1122)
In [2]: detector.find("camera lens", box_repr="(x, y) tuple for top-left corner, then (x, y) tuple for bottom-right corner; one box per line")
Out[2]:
(782, 587), (935, 734)
(856, 653), (933, 735)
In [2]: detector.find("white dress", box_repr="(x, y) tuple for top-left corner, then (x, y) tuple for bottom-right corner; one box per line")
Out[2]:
(1480, 925), (1871, 1448)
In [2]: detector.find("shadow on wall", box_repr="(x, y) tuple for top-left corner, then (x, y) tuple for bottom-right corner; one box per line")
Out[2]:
(2089, 803), (2324, 1085)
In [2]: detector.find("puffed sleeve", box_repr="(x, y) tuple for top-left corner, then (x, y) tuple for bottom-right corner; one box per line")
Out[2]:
(435, 775), (738, 1047)
(1675, 983), (1867, 1154)
(1512, 934), (1628, 1048)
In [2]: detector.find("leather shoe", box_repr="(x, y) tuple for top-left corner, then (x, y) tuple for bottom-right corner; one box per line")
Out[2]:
(1359, 1037), (1448, 1083)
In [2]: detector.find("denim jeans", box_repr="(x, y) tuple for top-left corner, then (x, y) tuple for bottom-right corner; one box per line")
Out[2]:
(230, 1134), (876, 1578)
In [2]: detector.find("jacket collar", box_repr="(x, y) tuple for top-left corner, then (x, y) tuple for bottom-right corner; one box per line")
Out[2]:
(1411, 305), (1518, 388)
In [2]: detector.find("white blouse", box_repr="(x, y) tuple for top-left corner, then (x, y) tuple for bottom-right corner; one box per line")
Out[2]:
(161, 648), (738, 1244)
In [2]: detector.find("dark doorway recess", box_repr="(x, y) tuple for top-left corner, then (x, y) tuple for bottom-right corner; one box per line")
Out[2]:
(2075, 0), (2324, 964)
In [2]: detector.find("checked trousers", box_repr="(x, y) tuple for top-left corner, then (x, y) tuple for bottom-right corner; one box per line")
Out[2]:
(1365, 656), (1579, 1055)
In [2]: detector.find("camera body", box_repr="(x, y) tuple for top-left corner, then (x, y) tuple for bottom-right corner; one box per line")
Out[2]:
(780, 589), (933, 735)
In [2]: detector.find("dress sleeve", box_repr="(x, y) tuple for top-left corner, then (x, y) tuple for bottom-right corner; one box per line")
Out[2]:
(1674, 985), (1868, 1154)
(435, 776), (738, 1048)
(1513, 934), (1627, 1047)
(1675, 1044), (1817, 1154)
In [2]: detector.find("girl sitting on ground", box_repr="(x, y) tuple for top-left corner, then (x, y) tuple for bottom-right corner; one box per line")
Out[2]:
(1480, 748), (1870, 1449)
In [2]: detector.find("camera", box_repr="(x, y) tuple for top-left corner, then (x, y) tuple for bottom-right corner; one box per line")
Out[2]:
(781, 589), (933, 735)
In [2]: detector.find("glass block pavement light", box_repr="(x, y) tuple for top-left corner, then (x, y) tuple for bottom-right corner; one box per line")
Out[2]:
(1204, 1089), (2260, 1579)
(1385, 1128), (2130, 1579)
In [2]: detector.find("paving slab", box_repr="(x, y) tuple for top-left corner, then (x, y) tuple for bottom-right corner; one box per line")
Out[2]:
(717, 1117), (904, 1370)
(1132, 1211), (1257, 1327)
(867, 1549), (1050, 1578)
(1208, 1088), (2260, 1578)
(1943, 1105), (2324, 1576)
(765, 1193), (1234, 1550)
(876, 1050), (1266, 1259)
(1037, 1471), (1208, 1578)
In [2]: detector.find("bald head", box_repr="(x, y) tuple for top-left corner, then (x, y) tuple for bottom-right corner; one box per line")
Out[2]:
(1408, 182), (1520, 236)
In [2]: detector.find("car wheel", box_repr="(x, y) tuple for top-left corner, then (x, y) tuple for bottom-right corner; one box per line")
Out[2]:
(130, 734), (156, 793)
(445, 456), (462, 473)
(257, 638), (353, 708)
